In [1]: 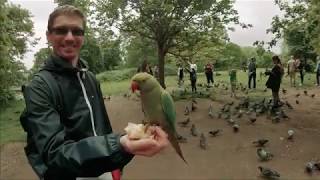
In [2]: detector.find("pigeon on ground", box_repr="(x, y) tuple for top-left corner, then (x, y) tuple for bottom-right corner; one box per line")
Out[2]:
(200, 133), (207, 150)
(258, 166), (280, 180)
(190, 124), (198, 136)
(191, 101), (197, 111)
(253, 139), (269, 147)
(227, 118), (236, 125)
(271, 116), (281, 123)
(282, 88), (287, 94)
(249, 113), (257, 124)
(184, 105), (190, 115)
(233, 124), (240, 132)
(285, 101), (293, 109)
(278, 109), (289, 119)
(177, 134), (187, 143)
(236, 110), (243, 118)
(178, 117), (190, 127)
(305, 161), (317, 174)
(208, 104), (214, 118)
(209, 129), (222, 137)
(257, 148), (274, 161)
(287, 129), (294, 140)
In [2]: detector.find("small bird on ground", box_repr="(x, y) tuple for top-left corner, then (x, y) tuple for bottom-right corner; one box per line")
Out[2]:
(278, 109), (289, 119)
(208, 104), (214, 118)
(177, 134), (187, 143)
(191, 101), (197, 111)
(209, 129), (222, 137)
(190, 124), (198, 136)
(305, 161), (317, 174)
(311, 94), (315, 98)
(233, 124), (240, 132)
(287, 129), (294, 140)
(304, 90), (308, 96)
(178, 117), (190, 127)
(253, 139), (269, 147)
(228, 118), (236, 125)
(257, 148), (273, 161)
(258, 166), (280, 180)
(271, 116), (281, 123)
(285, 101), (293, 109)
(249, 113), (257, 124)
(296, 93), (300, 97)
(200, 133), (207, 150)
(295, 100), (299, 104)
(282, 88), (287, 94)
(184, 105), (190, 115)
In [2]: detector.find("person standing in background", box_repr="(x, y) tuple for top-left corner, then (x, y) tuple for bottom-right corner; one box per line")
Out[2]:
(294, 56), (304, 86)
(248, 57), (257, 89)
(229, 69), (237, 97)
(315, 56), (320, 87)
(177, 64), (184, 86)
(265, 55), (284, 110)
(204, 62), (214, 87)
(287, 56), (296, 87)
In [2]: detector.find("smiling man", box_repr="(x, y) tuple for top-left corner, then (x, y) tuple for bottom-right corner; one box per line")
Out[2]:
(20, 5), (169, 180)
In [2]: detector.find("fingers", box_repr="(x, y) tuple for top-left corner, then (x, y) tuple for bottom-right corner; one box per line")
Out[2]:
(121, 125), (170, 157)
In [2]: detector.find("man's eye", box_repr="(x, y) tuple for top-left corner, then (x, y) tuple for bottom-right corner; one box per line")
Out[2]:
(71, 28), (85, 36)
(54, 28), (69, 35)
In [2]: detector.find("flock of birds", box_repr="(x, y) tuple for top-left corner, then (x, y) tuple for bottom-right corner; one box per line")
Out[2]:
(103, 80), (319, 179)
(173, 84), (319, 179)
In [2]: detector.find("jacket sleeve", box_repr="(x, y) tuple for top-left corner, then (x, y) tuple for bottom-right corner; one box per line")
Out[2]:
(23, 76), (133, 177)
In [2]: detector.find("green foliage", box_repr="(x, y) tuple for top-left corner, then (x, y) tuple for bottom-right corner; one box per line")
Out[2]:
(96, 68), (137, 82)
(124, 36), (158, 68)
(0, 0), (35, 107)
(95, 0), (244, 87)
(30, 47), (51, 74)
(268, 0), (319, 62)
(215, 43), (246, 69)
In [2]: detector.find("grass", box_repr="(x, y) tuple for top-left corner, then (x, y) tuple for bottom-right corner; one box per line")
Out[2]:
(0, 99), (26, 145)
(1, 68), (318, 145)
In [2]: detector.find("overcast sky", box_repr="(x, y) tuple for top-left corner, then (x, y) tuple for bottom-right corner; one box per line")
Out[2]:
(10, 0), (282, 69)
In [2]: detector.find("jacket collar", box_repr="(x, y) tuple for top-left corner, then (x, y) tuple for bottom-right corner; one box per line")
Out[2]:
(42, 54), (89, 74)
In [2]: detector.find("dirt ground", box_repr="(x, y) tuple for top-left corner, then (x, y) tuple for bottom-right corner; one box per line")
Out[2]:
(1, 87), (320, 180)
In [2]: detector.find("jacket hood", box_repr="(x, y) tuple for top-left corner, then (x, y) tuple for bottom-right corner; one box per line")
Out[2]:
(42, 55), (89, 74)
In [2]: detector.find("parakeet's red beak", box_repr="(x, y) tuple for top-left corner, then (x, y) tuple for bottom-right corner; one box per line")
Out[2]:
(131, 81), (139, 93)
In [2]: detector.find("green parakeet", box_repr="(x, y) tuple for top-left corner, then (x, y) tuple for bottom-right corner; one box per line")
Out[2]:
(131, 73), (187, 163)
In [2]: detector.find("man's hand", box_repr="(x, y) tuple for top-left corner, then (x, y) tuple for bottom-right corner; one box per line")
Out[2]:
(120, 126), (169, 157)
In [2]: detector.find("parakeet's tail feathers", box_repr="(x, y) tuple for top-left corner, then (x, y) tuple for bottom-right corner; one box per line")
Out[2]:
(169, 133), (188, 164)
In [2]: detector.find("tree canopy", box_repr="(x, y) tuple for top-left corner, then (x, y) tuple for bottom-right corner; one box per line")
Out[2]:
(0, 0), (35, 106)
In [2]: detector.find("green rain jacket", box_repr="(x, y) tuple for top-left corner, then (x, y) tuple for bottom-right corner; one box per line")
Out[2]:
(20, 55), (134, 179)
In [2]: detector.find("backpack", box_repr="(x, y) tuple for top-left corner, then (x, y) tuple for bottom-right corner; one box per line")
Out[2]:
(20, 70), (63, 178)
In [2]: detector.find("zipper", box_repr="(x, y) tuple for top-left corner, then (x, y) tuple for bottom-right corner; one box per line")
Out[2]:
(77, 72), (97, 136)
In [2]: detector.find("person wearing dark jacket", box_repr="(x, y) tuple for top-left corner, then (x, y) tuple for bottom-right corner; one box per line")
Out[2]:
(265, 55), (284, 109)
(185, 67), (197, 92)
(20, 5), (169, 180)
(248, 57), (257, 89)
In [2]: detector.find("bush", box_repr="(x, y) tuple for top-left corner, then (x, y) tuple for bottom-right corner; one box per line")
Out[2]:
(96, 68), (137, 82)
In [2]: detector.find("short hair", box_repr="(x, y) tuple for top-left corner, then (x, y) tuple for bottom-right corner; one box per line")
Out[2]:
(272, 55), (281, 64)
(47, 5), (86, 32)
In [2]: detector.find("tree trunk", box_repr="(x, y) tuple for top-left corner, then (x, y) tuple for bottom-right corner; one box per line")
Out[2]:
(157, 45), (166, 89)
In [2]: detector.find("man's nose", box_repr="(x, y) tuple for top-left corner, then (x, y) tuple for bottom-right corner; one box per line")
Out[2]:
(64, 31), (75, 41)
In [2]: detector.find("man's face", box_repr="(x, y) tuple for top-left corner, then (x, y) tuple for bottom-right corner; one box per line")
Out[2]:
(47, 15), (84, 61)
